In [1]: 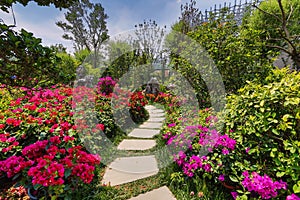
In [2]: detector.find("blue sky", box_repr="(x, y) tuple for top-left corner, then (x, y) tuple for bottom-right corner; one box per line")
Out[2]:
(0, 0), (238, 53)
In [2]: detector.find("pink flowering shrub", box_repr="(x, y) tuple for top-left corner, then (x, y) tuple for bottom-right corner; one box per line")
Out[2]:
(0, 85), (112, 198)
(286, 194), (300, 200)
(241, 171), (287, 199)
(0, 136), (100, 198)
(168, 124), (236, 178)
(97, 76), (117, 96)
(162, 107), (299, 200)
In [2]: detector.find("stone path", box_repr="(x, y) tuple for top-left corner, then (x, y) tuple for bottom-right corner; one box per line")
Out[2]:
(101, 105), (176, 199)
(117, 139), (156, 150)
(128, 128), (160, 138)
(128, 186), (176, 200)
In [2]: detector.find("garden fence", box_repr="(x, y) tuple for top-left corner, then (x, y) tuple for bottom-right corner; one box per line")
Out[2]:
(198, 0), (262, 24)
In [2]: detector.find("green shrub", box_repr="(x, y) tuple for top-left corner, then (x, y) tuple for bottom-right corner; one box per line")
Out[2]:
(222, 68), (300, 197)
(56, 52), (79, 85)
(0, 87), (12, 111)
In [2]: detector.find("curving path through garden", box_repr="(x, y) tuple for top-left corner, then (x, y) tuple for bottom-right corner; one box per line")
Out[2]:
(101, 105), (176, 200)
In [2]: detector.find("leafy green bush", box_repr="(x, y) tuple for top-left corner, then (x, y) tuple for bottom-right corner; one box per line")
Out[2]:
(0, 23), (60, 88)
(0, 87), (12, 111)
(56, 52), (79, 85)
(222, 68), (300, 197)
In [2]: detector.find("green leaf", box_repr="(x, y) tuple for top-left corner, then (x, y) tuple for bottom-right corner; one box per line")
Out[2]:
(64, 168), (72, 178)
(229, 175), (239, 183)
(33, 184), (42, 190)
(271, 129), (280, 135)
(282, 114), (292, 122)
(260, 100), (265, 107)
(236, 194), (248, 200)
(293, 183), (300, 193)
(270, 151), (275, 158)
(12, 173), (21, 181)
(276, 171), (285, 177)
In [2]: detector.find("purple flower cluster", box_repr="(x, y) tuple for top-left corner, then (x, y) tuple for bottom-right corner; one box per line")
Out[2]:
(169, 124), (236, 177)
(241, 171), (287, 199)
(174, 153), (212, 177)
(97, 76), (117, 96)
(286, 194), (300, 200)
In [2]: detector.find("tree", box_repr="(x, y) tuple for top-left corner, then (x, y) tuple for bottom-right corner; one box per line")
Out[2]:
(0, 0), (78, 12)
(56, 0), (109, 53)
(247, 0), (300, 70)
(0, 23), (63, 88)
(103, 40), (135, 80)
(130, 19), (167, 82)
(166, 0), (276, 107)
(178, 0), (202, 34)
(133, 19), (166, 64)
(50, 43), (67, 53)
(0, 0), (80, 88)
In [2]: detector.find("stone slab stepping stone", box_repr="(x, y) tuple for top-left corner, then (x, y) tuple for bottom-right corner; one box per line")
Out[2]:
(139, 122), (163, 129)
(145, 105), (157, 110)
(128, 186), (176, 200)
(149, 113), (165, 117)
(101, 155), (159, 186)
(149, 109), (164, 114)
(148, 117), (165, 123)
(128, 128), (160, 138)
(117, 139), (156, 150)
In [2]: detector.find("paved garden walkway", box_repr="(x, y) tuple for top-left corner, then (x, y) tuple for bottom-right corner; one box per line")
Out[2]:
(101, 105), (176, 200)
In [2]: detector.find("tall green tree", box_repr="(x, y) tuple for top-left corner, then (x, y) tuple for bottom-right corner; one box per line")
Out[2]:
(56, 0), (109, 53)
(166, 0), (276, 107)
(105, 40), (135, 79)
(0, 0), (79, 88)
(246, 0), (300, 70)
(0, 23), (66, 88)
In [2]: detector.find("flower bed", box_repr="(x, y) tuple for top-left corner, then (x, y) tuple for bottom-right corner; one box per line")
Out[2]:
(161, 68), (300, 200)
(0, 75), (168, 199)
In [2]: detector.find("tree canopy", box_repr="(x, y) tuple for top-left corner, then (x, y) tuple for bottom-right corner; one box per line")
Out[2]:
(56, 0), (109, 52)
(166, 0), (277, 107)
(0, 0), (78, 12)
(245, 0), (300, 70)
(0, 0), (80, 88)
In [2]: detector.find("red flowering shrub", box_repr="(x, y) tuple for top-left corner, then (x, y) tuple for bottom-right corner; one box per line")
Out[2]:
(0, 85), (106, 198)
(0, 136), (100, 198)
(129, 91), (149, 124)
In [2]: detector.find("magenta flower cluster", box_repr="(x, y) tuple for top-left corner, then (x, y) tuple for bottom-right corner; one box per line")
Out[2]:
(286, 194), (300, 200)
(169, 124), (236, 177)
(241, 171), (287, 199)
(97, 76), (117, 96)
(0, 136), (101, 188)
(0, 156), (33, 178)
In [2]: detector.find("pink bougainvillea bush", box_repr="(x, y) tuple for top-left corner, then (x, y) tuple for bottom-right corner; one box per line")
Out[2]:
(162, 106), (298, 200)
(0, 84), (107, 199)
(0, 76), (159, 199)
